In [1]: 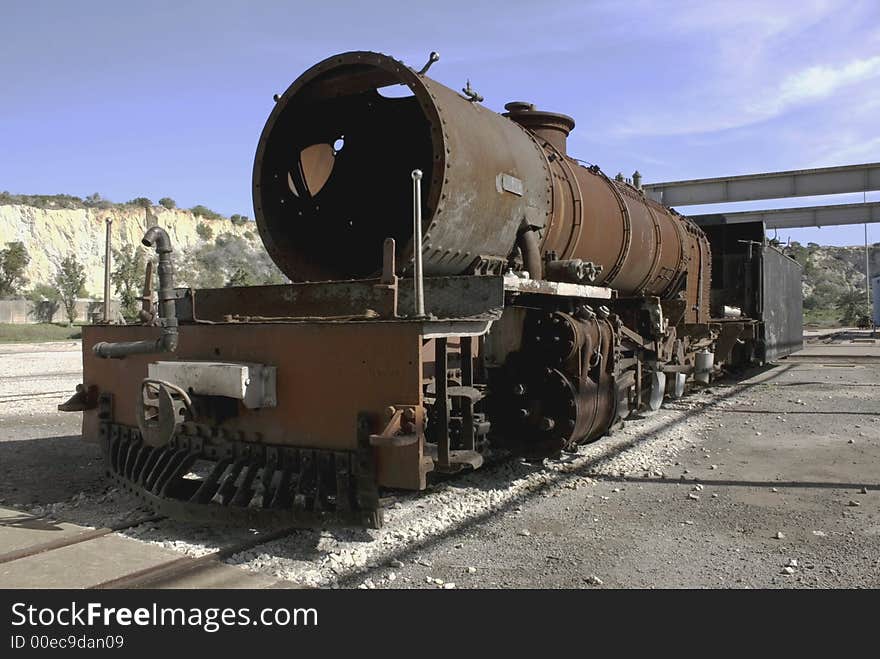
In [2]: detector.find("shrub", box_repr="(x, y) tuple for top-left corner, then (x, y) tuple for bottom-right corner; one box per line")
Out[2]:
(196, 222), (214, 241)
(230, 214), (249, 226)
(178, 232), (286, 289)
(127, 197), (153, 208)
(0, 193), (85, 209)
(158, 197), (176, 209)
(226, 267), (254, 287)
(27, 284), (61, 323)
(837, 288), (870, 326)
(83, 192), (113, 210)
(190, 204), (222, 220)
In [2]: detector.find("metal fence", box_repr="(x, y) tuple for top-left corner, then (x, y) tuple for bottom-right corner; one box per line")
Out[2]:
(0, 298), (120, 324)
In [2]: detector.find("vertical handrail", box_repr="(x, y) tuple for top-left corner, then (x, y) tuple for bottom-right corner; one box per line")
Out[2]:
(411, 169), (425, 318)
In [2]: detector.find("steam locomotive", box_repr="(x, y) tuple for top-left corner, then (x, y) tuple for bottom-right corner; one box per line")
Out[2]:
(64, 51), (803, 528)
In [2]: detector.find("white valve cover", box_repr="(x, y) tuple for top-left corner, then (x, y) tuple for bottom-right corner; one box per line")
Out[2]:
(147, 361), (277, 409)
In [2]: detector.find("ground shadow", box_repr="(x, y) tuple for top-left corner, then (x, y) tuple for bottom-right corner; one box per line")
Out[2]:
(581, 472), (879, 491)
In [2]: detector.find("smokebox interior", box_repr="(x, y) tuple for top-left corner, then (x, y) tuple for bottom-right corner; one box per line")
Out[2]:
(255, 64), (436, 281)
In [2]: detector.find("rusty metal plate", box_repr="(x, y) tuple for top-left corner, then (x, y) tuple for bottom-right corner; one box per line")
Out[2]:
(83, 322), (422, 452)
(174, 276), (504, 322)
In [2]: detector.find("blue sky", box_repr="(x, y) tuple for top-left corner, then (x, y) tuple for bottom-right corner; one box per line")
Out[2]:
(1, 0), (878, 246)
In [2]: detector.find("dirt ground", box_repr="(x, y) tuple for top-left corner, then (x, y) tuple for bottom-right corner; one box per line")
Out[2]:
(342, 354), (880, 589)
(1, 339), (878, 588)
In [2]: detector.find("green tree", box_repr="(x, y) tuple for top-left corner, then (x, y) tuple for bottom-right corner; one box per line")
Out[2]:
(158, 197), (176, 209)
(111, 246), (149, 320)
(54, 255), (87, 326)
(836, 288), (870, 326)
(230, 214), (249, 226)
(128, 197), (153, 208)
(0, 241), (30, 297)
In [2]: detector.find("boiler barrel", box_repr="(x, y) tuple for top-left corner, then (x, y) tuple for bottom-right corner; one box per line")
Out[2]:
(253, 50), (710, 318)
(501, 102), (710, 306)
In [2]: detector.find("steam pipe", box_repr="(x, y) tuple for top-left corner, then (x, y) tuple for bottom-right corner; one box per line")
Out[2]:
(93, 227), (178, 359)
(517, 228), (542, 280)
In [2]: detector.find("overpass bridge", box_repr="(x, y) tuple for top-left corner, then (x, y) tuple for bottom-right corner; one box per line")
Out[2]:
(643, 162), (880, 228)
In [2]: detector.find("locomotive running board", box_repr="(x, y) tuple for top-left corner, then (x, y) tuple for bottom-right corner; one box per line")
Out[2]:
(100, 417), (383, 529)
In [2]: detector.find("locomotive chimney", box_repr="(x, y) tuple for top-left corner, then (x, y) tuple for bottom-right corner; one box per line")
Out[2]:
(503, 101), (575, 155)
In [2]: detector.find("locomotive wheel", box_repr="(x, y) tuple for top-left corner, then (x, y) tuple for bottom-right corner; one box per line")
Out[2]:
(491, 364), (583, 459)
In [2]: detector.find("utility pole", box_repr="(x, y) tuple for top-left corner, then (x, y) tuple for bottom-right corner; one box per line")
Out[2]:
(866, 223), (871, 309)
(867, 223), (875, 336)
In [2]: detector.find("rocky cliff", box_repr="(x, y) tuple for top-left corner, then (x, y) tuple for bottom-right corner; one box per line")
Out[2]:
(787, 242), (879, 295)
(0, 203), (252, 295)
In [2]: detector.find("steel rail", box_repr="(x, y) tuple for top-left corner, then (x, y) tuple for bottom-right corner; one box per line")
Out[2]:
(0, 514), (163, 565)
(89, 525), (301, 589)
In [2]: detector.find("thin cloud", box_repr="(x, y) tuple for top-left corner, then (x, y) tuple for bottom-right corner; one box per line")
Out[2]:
(755, 55), (880, 115)
(613, 54), (880, 138)
(810, 136), (880, 168)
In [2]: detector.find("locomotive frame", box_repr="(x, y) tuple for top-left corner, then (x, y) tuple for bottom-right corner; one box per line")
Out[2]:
(61, 51), (803, 528)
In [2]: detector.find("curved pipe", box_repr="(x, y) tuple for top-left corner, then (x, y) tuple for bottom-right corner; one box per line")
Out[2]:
(517, 228), (542, 280)
(93, 227), (178, 359)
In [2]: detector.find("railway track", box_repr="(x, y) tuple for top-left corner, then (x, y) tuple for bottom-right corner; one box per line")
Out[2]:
(0, 509), (304, 589)
(0, 514), (163, 565)
(89, 525), (302, 589)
